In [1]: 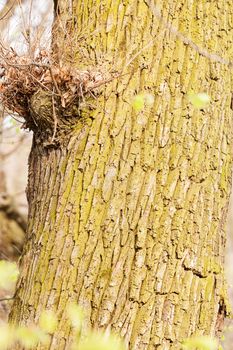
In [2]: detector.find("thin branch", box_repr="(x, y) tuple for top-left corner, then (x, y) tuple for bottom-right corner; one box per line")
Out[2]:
(0, 296), (14, 302)
(49, 66), (61, 96)
(51, 87), (58, 142)
(144, 0), (233, 67)
(0, 0), (17, 21)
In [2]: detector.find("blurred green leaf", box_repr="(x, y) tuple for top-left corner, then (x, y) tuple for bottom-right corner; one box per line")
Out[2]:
(0, 260), (19, 290)
(188, 92), (210, 109)
(132, 94), (145, 111)
(182, 335), (218, 350)
(144, 93), (154, 106)
(16, 326), (49, 348)
(0, 324), (14, 350)
(132, 93), (155, 112)
(10, 118), (17, 125)
(67, 303), (83, 330)
(39, 310), (58, 334)
(77, 332), (125, 350)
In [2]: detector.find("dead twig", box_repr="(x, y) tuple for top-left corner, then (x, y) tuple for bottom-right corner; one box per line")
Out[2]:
(0, 296), (14, 302)
(51, 88), (58, 141)
(0, 47), (117, 122)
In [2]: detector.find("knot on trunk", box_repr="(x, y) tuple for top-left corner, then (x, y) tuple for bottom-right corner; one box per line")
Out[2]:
(29, 89), (88, 144)
(0, 49), (116, 143)
(29, 89), (79, 131)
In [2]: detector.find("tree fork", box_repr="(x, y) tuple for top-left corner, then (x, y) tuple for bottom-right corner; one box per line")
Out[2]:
(9, 1), (233, 349)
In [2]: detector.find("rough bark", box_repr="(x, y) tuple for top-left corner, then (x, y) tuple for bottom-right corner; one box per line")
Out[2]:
(10, 0), (233, 349)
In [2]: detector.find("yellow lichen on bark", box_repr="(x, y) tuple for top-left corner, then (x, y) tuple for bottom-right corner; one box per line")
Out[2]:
(10, 1), (233, 349)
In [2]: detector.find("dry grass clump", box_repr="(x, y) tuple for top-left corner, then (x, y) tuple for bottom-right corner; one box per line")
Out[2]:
(0, 49), (112, 122)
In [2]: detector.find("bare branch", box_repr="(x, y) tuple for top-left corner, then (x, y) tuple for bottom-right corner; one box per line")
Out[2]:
(144, 0), (233, 67)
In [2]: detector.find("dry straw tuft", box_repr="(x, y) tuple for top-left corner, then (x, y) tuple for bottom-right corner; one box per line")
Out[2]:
(0, 49), (113, 123)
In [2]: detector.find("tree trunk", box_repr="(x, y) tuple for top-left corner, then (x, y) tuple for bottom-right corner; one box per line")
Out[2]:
(10, 0), (233, 349)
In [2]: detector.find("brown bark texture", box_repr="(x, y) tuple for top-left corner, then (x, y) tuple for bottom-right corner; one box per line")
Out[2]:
(10, 0), (233, 349)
